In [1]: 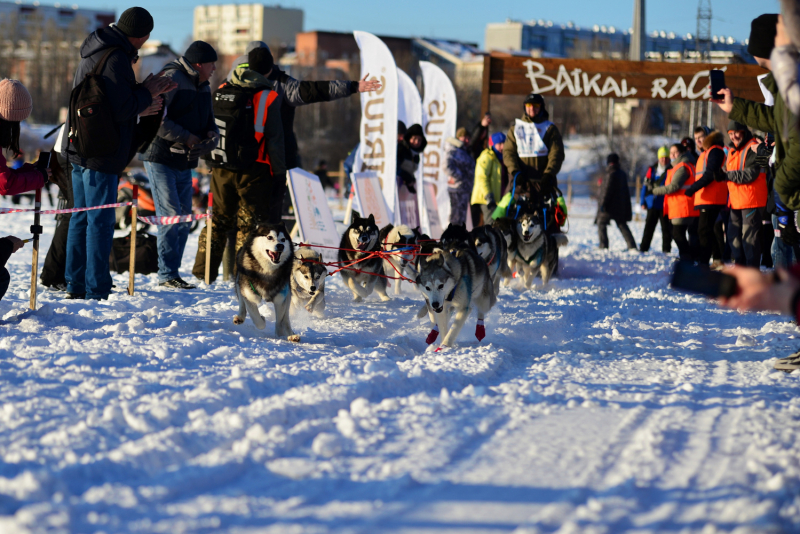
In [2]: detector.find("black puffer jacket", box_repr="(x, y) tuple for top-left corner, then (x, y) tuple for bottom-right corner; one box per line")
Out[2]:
(65, 25), (152, 174)
(397, 123), (428, 192)
(597, 163), (632, 222)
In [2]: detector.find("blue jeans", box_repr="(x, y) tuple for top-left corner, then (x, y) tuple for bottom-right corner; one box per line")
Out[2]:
(65, 164), (118, 299)
(143, 162), (193, 283)
(772, 214), (798, 269)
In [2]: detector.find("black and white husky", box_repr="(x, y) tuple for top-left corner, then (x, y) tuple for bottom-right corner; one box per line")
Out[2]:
(492, 217), (518, 286)
(416, 247), (497, 349)
(339, 214), (390, 302)
(379, 223), (417, 294)
(291, 247), (327, 317)
(233, 223), (300, 342)
(471, 224), (510, 296)
(512, 210), (568, 289)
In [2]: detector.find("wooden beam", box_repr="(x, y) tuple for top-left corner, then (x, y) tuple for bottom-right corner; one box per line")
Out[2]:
(480, 54), (492, 116)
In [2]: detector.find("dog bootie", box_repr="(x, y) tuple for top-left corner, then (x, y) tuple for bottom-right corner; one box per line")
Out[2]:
(475, 319), (486, 342)
(426, 326), (439, 345)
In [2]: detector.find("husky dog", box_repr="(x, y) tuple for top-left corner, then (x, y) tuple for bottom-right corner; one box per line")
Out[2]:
(416, 248), (497, 349)
(512, 210), (568, 289)
(379, 223), (417, 294)
(291, 248), (327, 317)
(339, 214), (390, 302)
(492, 217), (519, 286)
(439, 223), (472, 254)
(471, 224), (510, 296)
(234, 223), (299, 342)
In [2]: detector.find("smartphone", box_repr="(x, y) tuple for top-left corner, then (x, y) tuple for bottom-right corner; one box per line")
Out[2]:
(670, 260), (738, 299)
(710, 70), (726, 100)
(36, 151), (51, 171)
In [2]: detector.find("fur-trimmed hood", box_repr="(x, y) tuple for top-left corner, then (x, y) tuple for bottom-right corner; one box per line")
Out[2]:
(702, 130), (725, 151)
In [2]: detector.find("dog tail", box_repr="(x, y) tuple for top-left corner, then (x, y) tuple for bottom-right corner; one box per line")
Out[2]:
(553, 234), (569, 248)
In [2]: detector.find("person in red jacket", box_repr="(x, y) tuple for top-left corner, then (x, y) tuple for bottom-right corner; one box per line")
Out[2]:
(0, 79), (50, 300)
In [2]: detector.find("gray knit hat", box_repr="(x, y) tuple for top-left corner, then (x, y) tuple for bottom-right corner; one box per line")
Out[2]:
(117, 7), (154, 39)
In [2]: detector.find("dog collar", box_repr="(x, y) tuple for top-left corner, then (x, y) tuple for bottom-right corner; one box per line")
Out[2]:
(446, 284), (458, 302)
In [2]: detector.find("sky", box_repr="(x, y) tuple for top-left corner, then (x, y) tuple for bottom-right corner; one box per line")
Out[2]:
(65, 0), (781, 52)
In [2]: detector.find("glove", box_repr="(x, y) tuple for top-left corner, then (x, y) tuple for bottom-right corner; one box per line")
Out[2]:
(713, 168), (727, 182)
(187, 136), (217, 161)
(484, 192), (495, 205)
(778, 212), (800, 246)
(542, 172), (555, 186)
(684, 183), (698, 197)
(755, 153), (772, 168)
(644, 181), (654, 193)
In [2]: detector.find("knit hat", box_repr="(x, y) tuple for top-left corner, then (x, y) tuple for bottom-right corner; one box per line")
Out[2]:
(184, 41), (217, 64)
(397, 121), (407, 136)
(657, 146), (669, 158)
(747, 14), (779, 59)
(117, 7), (154, 39)
(246, 41), (269, 54)
(456, 127), (468, 138)
(248, 47), (274, 75)
(0, 79), (32, 122)
(607, 153), (620, 165)
(489, 132), (506, 146)
(727, 120), (747, 132)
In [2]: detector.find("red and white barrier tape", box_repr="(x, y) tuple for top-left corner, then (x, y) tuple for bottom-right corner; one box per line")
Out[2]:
(0, 201), (132, 215)
(137, 213), (210, 225)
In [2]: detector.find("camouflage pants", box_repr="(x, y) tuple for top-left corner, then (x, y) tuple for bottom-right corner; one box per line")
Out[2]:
(192, 164), (271, 283)
(448, 188), (471, 226)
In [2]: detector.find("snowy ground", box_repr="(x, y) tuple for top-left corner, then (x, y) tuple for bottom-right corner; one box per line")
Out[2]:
(1, 197), (800, 534)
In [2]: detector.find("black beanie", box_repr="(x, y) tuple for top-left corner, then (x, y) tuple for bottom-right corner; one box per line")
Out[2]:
(747, 14), (779, 59)
(727, 120), (747, 132)
(248, 47), (274, 75)
(607, 153), (620, 165)
(397, 121), (407, 136)
(184, 41), (218, 64)
(117, 7), (154, 39)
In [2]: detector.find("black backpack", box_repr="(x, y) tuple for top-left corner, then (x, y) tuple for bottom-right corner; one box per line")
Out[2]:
(68, 47), (121, 159)
(204, 82), (259, 171)
(109, 232), (159, 275)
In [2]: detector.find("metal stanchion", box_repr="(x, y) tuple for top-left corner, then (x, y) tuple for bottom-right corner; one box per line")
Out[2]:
(128, 185), (138, 296)
(204, 192), (213, 286)
(29, 188), (42, 310)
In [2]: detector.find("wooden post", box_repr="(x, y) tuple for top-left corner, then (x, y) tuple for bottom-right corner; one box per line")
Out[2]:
(480, 54), (492, 117)
(204, 192), (213, 286)
(338, 159), (346, 207)
(127, 185), (138, 296)
(343, 184), (355, 226)
(28, 188), (41, 310)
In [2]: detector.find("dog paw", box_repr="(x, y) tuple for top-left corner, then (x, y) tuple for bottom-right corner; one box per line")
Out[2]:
(379, 295), (391, 302)
(287, 334), (301, 343)
(233, 316), (244, 325)
(353, 296), (363, 303)
(475, 324), (486, 342)
(425, 329), (439, 345)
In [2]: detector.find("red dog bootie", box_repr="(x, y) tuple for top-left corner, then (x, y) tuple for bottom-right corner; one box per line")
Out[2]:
(475, 319), (486, 342)
(426, 326), (439, 345)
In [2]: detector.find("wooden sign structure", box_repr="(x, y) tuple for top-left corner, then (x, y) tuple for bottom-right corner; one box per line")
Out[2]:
(481, 54), (767, 113)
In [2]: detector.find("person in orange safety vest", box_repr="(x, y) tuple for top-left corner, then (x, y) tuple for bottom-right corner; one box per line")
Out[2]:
(650, 143), (698, 261)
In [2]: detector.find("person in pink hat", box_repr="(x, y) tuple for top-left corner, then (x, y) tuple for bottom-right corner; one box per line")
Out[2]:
(0, 78), (51, 301)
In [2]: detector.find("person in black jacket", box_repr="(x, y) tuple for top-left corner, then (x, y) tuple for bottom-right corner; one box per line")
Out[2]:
(597, 153), (637, 250)
(139, 41), (219, 290)
(63, 7), (175, 300)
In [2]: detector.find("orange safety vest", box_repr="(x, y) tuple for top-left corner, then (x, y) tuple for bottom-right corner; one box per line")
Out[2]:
(253, 88), (279, 165)
(726, 138), (767, 210)
(693, 147), (728, 207)
(664, 161), (698, 220)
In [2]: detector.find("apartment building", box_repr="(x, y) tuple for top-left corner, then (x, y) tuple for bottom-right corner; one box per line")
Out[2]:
(193, 4), (303, 57)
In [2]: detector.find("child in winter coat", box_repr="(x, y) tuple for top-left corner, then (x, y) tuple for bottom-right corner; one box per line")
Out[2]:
(0, 79), (49, 300)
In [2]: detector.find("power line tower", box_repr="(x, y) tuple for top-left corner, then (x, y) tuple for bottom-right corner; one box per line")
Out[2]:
(696, 0), (712, 59)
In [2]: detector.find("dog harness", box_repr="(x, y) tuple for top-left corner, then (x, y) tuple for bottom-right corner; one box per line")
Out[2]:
(445, 274), (473, 303)
(518, 243), (545, 267)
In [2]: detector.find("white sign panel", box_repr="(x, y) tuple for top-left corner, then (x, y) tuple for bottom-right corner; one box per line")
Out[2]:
(287, 168), (340, 267)
(423, 183), (444, 239)
(351, 171), (391, 229)
(420, 61), (457, 228)
(396, 67), (424, 230)
(353, 31), (398, 224)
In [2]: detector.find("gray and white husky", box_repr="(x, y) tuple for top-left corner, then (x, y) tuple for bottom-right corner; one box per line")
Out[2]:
(291, 247), (327, 317)
(379, 223), (417, 294)
(471, 224), (510, 296)
(512, 211), (568, 289)
(339, 214), (390, 302)
(492, 217), (518, 286)
(233, 223), (300, 342)
(416, 248), (497, 349)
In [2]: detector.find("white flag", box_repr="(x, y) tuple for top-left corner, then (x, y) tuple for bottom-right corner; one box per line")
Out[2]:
(420, 61), (457, 230)
(396, 67), (424, 230)
(353, 31), (399, 223)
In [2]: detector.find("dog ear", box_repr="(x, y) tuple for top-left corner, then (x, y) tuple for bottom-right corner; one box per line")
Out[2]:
(367, 213), (375, 225)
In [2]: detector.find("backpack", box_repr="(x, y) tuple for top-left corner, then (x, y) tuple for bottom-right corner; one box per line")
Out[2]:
(204, 82), (259, 171)
(109, 232), (159, 274)
(68, 47), (121, 159)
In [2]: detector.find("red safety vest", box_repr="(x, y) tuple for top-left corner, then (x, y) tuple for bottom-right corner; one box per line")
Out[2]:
(693, 147), (728, 207)
(664, 161), (698, 219)
(726, 138), (767, 210)
(253, 88), (279, 165)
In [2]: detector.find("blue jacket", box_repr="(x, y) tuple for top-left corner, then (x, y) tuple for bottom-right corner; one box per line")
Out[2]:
(640, 162), (670, 210)
(66, 25), (153, 174)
